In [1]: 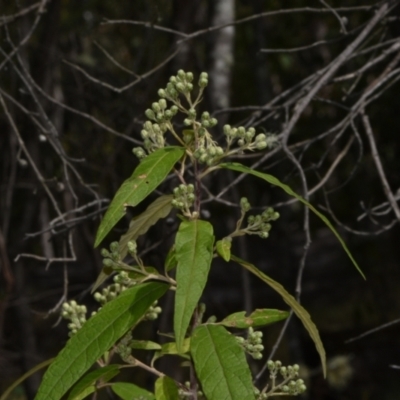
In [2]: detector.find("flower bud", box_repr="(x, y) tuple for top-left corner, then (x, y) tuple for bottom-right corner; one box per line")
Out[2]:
(145, 109), (155, 120)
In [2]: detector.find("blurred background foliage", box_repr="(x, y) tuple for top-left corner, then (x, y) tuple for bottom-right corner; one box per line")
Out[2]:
(1, 0), (400, 399)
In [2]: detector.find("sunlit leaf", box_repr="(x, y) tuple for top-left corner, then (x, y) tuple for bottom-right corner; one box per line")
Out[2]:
(216, 238), (232, 262)
(111, 382), (155, 400)
(129, 340), (162, 350)
(174, 220), (214, 352)
(35, 283), (169, 400)
(191, 325), (254, 400)
(95, 147), (184, 247)
(231, 254), (326, 377)
(218, 309), (289, 329)
(119, 195), (173, 259)
(155, 376), (179, 400)
(220, 162), (364, 278)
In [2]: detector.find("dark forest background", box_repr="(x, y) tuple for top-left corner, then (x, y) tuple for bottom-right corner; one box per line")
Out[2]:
(1, 0), (400, 399)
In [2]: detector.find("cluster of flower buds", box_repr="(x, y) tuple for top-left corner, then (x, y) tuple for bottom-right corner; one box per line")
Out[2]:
(101, 241), (121, 269)
(223, 124), (279, 151)
(266, 360), (307, 396)
(171, 184), (195, 211)
(193, 143), (224, 166)
(158, 70), (200, 101)
(236, 327), (264, 360)
(93, 271), (135, 306)
(246, 205), (280, 239)
(144, 300), (162, 321)
(61, 300), (87, 337)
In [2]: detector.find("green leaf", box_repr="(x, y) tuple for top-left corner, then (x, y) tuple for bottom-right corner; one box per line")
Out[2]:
(174, 220), (214, 352)
(155, 376), (179, 400)
(216, 238), (232, 262)
(34, 283), (169, 400)
(111, 382), (155, 400)
(67, 365), (119, 400)
(161, 338), (191, 355)
(218, 309), (289, 329)
(95, 147), (184, 247)
(129, 340), (162, 350)
(119, 195), (173, 259)
(220, 162), (365, 279)
(191, 325), (254, 400)
(230, 254), (326, 377)
(151, 339), (191, 365)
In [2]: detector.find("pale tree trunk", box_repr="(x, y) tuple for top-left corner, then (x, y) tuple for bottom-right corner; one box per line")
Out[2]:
(209, 0), (235, 113)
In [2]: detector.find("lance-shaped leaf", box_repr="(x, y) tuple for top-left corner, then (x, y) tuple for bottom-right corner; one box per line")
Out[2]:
(34, 282), (169, 400)
(174, 220), (214, 352)
(230, 254), (326, 377)
(191, 325), (254, 400)
(155, 376), (179, 400)
(220, 162), (364, 279)
(67, 365), (120, 400)
(119, 195), (173, 259)
(218, 309), (289, 329)
(111, 382), (155, 400)
(95, 147), (184, 247)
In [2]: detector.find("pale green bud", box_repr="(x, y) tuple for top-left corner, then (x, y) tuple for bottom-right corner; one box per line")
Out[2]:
(102, 258), (114, 267)
(199, 78), (208, 88)
(186, 72), (193, 81)
(184, 118), (192, 126)
(177, 69), (185, 79)
(152, 102), (160, 112)
(255, 133), (266, 142)
(158, 88), (166, 98)
(201, 111), (210, 120)
(176, 82), (185, 92)
(145, 109), (155, 120)
(256, 141), (267, 150)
